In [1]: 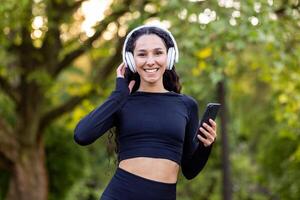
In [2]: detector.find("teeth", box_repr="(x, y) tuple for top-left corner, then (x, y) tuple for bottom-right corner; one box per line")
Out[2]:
(145, 68), (158, 73)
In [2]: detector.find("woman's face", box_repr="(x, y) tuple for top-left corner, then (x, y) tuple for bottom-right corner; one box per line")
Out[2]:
(133, 34), (168, 85)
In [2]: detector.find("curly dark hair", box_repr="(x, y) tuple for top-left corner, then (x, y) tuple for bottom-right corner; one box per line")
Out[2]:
(107, 26), (182, 168)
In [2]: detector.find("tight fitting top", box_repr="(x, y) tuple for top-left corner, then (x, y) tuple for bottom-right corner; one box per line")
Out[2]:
(74, 77), (212, 180)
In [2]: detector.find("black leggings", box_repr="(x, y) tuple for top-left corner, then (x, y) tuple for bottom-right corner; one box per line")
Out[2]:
(100, 167), (177, 200)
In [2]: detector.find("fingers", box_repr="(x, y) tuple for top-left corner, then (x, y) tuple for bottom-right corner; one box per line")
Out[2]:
(198, 127), (215, 145)
(128, 80), (136, 93)
(197, 120), (217, 147)
(204, 121), (217, 138)
(116, 63), (126, 78)
(116, 63), (135, 93)
(197, 134), (211, 147)
(209, 119), (217, 132)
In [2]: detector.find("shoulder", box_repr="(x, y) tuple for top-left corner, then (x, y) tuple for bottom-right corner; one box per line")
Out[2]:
(180, 94), (198, 111)
(181, 94), (198, 107)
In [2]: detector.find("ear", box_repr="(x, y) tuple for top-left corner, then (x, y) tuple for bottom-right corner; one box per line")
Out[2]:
(125, 52), (136, 73)
(167, 47), (175, 70)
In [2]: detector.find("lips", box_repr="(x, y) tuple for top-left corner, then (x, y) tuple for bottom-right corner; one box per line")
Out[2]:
(144, 68), (159, 73)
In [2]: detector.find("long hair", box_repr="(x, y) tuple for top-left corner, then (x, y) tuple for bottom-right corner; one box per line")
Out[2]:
(124, 26), (182, 93)
(107, 26), (182, 168)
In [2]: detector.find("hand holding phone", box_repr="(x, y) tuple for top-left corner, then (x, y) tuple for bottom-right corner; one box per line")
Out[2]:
(199, 103), (221, 138)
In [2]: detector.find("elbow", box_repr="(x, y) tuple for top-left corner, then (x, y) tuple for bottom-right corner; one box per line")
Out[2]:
(74, 133), (89, 146)
(183, 173), (195, 180)
(182, 167), (197, 180)
(73, 125), (91, 146)
(181, 163), (204, 180)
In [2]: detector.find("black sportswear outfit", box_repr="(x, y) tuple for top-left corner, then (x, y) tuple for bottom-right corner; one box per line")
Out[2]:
(74, 77), (212, 200)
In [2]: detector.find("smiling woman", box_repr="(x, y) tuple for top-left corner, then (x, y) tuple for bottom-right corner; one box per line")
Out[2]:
(122, 25), (180, 93)
(74, 25), (217, 200)
(133, 34), (168, 89)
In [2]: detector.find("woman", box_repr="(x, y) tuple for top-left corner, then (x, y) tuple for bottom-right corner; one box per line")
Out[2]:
(74, 25), (217, 200)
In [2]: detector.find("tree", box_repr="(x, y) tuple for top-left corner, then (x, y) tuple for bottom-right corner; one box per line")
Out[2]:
(0, 0), (139, 199)
(1, 0), (300, 200)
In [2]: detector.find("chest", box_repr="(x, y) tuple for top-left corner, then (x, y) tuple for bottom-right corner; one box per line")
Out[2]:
(117, 100), (188, 143)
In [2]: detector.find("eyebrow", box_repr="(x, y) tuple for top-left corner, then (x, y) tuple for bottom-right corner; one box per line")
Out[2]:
(136, 48), (165, 52)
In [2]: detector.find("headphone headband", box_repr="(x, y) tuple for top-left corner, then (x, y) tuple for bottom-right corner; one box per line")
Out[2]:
(122, 24), (179, 64)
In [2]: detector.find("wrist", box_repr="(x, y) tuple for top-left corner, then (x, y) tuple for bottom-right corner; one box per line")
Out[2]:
(115, 77), (129, 94)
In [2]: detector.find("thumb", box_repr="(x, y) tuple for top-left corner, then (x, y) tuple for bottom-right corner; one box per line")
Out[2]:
(128, 80), (136, 93)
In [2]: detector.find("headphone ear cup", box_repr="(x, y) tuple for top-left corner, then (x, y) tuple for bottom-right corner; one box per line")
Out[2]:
(125, 52), (136, 73)
(167, 48), (175, 70)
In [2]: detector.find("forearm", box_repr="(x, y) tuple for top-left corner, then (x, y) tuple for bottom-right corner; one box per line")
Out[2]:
(181, 142), (212, 180)
(74, 77), (129, 145)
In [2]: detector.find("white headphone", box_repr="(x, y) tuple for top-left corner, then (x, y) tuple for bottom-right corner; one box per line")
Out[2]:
(122, 24), (179, 73)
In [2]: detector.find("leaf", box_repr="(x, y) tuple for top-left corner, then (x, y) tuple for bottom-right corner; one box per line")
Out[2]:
(198, 61), (207, 70)
(26, 69), (53, 88)
(291, 146), (300, 163)
(209, 71), (223, 84)
(196, 47), (212, 59)
(192, 66), (201, 76)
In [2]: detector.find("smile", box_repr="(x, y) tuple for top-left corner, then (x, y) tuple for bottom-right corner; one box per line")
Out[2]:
(144, 68), (159, 73)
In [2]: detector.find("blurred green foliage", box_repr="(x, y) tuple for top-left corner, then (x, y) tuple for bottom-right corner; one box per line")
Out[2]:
(44, 124), (89, 200)
(0, 0), (299, 199)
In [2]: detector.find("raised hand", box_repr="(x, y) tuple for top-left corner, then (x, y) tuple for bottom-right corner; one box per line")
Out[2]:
(116, 63), (135, 93)
(116, 63), (126, 78)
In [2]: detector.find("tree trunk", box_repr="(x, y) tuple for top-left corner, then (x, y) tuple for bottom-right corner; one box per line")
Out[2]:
(6, 139), (48, 200)
(0, 1), (135, 200)
(217, 80), (232, 200)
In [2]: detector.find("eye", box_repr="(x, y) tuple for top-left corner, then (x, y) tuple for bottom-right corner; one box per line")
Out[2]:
(137, 53), (146, 57)
(155, 51), (163, 55)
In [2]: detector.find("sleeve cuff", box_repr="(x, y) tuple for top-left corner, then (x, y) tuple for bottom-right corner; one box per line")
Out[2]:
(115, 77), (129, 94)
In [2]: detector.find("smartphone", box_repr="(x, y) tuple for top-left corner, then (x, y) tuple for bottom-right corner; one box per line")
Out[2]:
(199, 103), (221, 137)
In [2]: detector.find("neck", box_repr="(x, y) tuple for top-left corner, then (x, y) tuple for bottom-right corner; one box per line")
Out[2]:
(138, 80), (168, 93)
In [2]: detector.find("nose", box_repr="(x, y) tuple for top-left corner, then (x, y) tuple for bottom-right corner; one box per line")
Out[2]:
(146, 55), (155, 66)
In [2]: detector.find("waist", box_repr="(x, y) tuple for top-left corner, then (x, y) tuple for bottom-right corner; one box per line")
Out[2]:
(118, 145), (182, 165)
(118, 157), (180, 184)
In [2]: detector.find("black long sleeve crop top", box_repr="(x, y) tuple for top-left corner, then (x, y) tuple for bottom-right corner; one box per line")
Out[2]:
(74, 77), (212, 180)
